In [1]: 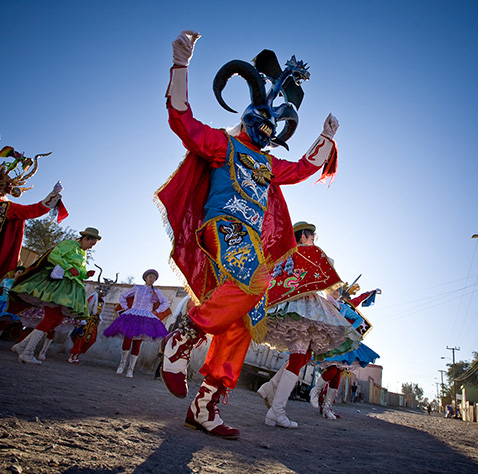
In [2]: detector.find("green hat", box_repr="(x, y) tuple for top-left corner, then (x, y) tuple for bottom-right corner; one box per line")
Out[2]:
(80, 227), (102, 240)
(292, 221), (316, 234)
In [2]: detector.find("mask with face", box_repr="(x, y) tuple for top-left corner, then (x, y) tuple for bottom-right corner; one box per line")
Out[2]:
(213, 50), (310, 150)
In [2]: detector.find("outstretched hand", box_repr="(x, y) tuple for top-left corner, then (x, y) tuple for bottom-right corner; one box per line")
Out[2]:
(172, 30), (201, 67)
(321, 113), (340, 140)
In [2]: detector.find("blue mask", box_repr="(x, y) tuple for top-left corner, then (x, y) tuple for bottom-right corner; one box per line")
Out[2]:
(213, 51), (310, 150)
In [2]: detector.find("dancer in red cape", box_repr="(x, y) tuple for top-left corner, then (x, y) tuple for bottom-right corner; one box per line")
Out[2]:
(155, 31), (340, 439)
(0, 145), (68, 278)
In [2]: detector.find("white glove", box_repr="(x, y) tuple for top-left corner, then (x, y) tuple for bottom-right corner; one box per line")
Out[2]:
(50, 264), (65, 280)
(321, 113), (340, 140)
(172, 30), (201, 66)
(53, 180), (64, 193)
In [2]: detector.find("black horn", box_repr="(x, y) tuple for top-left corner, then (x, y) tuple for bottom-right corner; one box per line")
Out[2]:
(213, 60), (266, 113)
(270, 104), (299, 150)
(94, 264), (103, 282)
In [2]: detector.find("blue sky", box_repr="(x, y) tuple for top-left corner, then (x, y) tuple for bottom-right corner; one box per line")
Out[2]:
(1, 0), (477, 401)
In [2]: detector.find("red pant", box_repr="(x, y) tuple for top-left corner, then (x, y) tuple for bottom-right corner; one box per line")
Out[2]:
(287, 350), (312, 376)
(190, 223), (269, 389)
(122, 337), (142, 356)
(36, 306), (64, 333)
(322, 365), (342, 389)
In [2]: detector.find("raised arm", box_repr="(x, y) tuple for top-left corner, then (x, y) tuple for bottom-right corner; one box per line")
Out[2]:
(166, 31), (227, 165)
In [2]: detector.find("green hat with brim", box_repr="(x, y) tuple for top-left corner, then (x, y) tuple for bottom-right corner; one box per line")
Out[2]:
(292, 221), (316, 234)
(80, 227), (102, 241)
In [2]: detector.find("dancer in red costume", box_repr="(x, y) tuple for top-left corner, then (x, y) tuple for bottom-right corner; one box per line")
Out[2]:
(156, 31), (340, 440)
(0, 146), (68, 278)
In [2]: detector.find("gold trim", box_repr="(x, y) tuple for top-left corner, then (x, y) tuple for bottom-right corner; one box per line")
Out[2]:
(226, 135), (270, 212)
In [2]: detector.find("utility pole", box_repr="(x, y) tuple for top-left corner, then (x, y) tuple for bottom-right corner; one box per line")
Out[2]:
(446, 346), (460, 416)
(438, 369), (447, 408)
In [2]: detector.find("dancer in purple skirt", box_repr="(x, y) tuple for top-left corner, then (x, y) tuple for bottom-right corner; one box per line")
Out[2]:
(104, 269), (170, 378)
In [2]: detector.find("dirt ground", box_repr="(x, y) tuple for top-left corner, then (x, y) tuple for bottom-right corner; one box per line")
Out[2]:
(1, 340), (477, 474)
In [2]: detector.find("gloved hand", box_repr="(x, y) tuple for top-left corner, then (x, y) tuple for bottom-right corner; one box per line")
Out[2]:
(69, 267), (80, 277)
(321, 113), (340, 140)
(86, 270), (95, 278)
(172, 30), (201, 66)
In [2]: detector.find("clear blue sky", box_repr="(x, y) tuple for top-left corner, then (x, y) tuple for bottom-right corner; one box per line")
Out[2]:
(1, 0), (477, 401)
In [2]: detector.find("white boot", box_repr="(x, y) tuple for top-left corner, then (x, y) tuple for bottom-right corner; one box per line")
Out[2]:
(19, 329), (44, 365)
(257, 362), (287, 408)
(37, 337), (53, 361)
(264, 370), (299, 429)
(309, 376), (327, 409)
(126, 354), (138, 378)
(116, 350), (129, 374)
(323, 387), (338, 420)
(185, 378), (240, 439)
(11, 332), (33, 355)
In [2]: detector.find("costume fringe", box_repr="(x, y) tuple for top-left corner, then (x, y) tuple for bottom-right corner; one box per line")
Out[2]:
(266, 245), (297, 272)
(152, 182), (200, 306)
(244, 316), (268, 343)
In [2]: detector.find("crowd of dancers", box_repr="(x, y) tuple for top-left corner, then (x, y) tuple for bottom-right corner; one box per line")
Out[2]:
(0, 30), (381, 440)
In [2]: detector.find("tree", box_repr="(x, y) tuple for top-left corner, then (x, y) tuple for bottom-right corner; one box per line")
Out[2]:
(446, 351), (478, 390)
(23, 217), (94, 262)
(121, 275), (135, 285)
(401, 382), (424, 407)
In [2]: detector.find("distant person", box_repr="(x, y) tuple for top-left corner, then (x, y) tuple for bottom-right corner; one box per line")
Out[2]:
(0, 266), (25, 317)
(351, 381), (358, 403)
(103, 269), (170, 378)
(9, 227), (101, 364)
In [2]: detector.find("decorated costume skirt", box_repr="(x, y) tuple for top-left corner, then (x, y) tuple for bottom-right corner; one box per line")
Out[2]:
(9, 267), (89, 319)
(264, 293), (361, 356)
(103, 308), (168, 341)
(319, 342), (379, 370)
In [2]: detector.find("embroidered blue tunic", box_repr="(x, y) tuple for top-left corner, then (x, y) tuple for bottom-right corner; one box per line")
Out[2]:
(198, 136), (273, 327)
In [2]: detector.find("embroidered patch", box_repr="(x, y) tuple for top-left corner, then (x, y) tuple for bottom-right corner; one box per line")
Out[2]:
(218, 222), (247, 246)
(224, 196), (263, 229)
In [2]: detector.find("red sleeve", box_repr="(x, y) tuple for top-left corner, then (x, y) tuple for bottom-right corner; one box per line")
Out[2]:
(271, 154), (323, 186)
(168, 103), (228, 168)
(6, 201), (50, 220)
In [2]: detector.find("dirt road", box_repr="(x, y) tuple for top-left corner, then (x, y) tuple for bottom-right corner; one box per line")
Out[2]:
(1, 340), (477, 474)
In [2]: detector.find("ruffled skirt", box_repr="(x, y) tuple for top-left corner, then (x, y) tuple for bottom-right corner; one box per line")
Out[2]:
(19, 307), (77, 334)
(264, 293), (361, 356)
(9, 268), (89, 319)
(319, 343), (379, 370)
(103, 308), (168, 341)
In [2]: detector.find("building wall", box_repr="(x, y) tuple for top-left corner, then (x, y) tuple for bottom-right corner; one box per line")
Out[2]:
(52, 282), (188, 371)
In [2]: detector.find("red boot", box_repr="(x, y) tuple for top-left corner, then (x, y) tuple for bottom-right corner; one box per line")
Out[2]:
(160, 315), (206, 398)
(185, 378), (240, 440)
